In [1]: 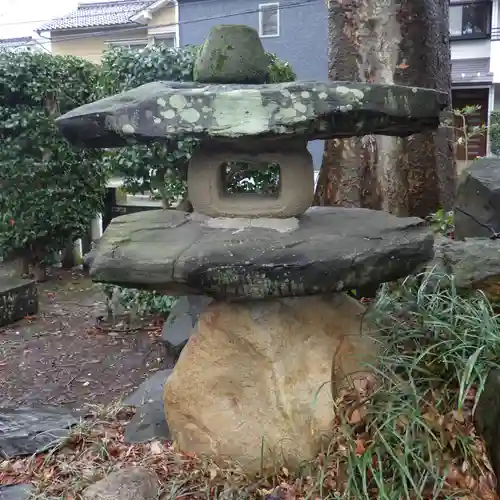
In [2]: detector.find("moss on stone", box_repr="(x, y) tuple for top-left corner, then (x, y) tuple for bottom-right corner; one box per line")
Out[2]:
(193, 25), (269, 84)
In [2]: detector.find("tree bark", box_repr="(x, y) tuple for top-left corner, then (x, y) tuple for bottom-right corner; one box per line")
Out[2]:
(61, 239), (76, 269)
(394, 0), (456, 217)
(315, 0), (455, 217)
(176, 193), (193, 212)
(314, 0), (404, 212)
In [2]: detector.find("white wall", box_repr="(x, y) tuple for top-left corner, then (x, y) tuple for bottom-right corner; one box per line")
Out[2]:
(490, 0), (500, 81)
(451, 39), (491, 60)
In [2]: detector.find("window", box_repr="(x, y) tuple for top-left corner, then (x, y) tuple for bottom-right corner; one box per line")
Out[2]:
(152, 33), (177, 48)
(449, 1), (491, 39)
(108, 39), (149, 50)
(259, 3), (279, 37)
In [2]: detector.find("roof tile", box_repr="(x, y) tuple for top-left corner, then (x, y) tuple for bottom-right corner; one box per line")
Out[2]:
(38, 0), (153, 31)
(0, 37), (34, 49)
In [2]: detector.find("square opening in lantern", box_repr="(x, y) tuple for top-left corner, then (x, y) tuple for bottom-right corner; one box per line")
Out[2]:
(219, 161), (281, 199)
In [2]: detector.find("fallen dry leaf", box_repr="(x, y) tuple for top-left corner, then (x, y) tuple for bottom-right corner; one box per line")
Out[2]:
(355, 439), (366, 456)
(149, 440), (163, 455)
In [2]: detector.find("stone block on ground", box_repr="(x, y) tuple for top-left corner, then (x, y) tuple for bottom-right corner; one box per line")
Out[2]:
(83, 241), (99, 272)
(83, 467), (158, 500)
(55, 81), (448, 149)
(0, 278), (37, 327)
(90, 207), (434, 299)
(474, 368), (500, 494)
(454, 157), (500, 240)
(164, 293), (377, 474)
(427, 235), (500, 297)
(124, 400), (171, 444)
(161, 296), (213, 360)
(0, 406), (78, 458)
(0, 484), (34, 500)
(123, 369), (173, 407)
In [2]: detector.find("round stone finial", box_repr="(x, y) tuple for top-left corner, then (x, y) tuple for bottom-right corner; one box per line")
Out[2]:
(193, 25), (269, 84)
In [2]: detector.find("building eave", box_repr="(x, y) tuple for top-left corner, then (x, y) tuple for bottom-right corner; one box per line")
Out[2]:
(42, 23), (141, 36)
(130, 0), (175, 24)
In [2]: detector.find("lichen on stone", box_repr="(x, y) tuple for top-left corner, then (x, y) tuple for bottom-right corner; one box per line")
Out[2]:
(56, 79), (449, 148)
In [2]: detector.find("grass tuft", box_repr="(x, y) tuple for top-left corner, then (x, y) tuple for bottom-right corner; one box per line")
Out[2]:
(337, 271), (499, 499)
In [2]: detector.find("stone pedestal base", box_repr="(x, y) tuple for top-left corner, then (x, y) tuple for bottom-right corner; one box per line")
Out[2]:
(0, 278), (37, 327)
(163, 293), (377, 474)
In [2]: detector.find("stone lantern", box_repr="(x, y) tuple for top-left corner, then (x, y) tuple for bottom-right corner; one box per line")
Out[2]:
(56, 25), (445, 474)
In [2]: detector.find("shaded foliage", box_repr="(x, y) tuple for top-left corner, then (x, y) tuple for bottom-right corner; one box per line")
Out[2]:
(0, 52), (108, 267)
(489, 111), (500, 157)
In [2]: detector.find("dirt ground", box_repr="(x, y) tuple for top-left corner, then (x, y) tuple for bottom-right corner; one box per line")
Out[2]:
(0, 269), (173, 410)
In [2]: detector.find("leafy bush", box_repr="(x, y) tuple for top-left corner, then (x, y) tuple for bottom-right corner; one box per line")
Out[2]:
(103, 284), (177, 319)
(118, 287), (177, 318)
(0, 52), (108, 270)
(427, 208), (455, 238)
(98, 44), (296, 206)
(489, 110), (500, 156)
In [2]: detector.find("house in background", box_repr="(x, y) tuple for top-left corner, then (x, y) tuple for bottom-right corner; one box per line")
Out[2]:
(450, 0), (500, 169)
(37, 0), (179, 64)
(0, 36), (42, 51)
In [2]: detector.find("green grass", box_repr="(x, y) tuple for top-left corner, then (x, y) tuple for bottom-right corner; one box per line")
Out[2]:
(336, 271), (500, 499)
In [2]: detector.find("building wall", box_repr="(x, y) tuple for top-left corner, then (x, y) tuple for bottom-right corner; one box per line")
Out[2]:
(147, 4), (179, 44)
(149, 4), (177, 27)
(491, 0), (500, 81)
(50, 5), (177, 64)
(178, 0), (328, 168)
(451, 39), (491, 60)
(494, 83), (500, 109)
(50, 27), (149, 63)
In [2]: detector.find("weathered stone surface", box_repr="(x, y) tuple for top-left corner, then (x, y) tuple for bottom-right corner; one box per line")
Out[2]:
(194, 25), (269, 84)
(0, 407), (78, 458)
(454, 157), (500, 240)
(83, 467), (158, 500)
(0, 278), (37, 327)
(188, 144), (315, 218)
(164, 294), (377, 474)
(474, 369), (500, 494)
(124, 370), (173, 407)
(90, 207), (434, 300)
(161, 296), (213, 359)
(56, 81), (448, 149)
(124, 401), (171, 444)
(0, 484), (34, 500)
(427, 236), (500, 294)
(83, 239), (100, 272)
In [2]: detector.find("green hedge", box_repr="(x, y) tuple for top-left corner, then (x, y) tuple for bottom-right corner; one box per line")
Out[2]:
(0, 52), (108, 266)
(489, 110), (500, 156)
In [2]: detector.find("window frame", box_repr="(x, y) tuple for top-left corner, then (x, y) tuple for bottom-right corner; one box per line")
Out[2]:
(259, 2), (280, 38)
(449, 0), (492, 41)
(151, 32), (178, 48)
(106, 39), (149, 50)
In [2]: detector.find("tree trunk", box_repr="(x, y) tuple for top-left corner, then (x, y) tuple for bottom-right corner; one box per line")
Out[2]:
(61, 239), (76, 269)
(394, 0), (456, 217)
(314, 0), (404, 212)
(10, 254), (30, 278)
(32, 262), (48, 282)
(315, 0), (455, 217)
(176, 193), (193, 213)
